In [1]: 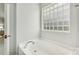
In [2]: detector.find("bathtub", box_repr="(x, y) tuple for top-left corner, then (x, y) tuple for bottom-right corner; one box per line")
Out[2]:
(19, 39), (76, 55)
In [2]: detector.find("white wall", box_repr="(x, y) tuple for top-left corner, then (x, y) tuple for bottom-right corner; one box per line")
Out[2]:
(16, 3), (40, 54)
(41, 4), (79, 48)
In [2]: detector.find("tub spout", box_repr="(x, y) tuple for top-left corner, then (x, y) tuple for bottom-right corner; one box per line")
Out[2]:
(24, 41), (35, 48)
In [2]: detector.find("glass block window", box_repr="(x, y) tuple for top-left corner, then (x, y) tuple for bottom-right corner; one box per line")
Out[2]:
(41, 3), (70, 32)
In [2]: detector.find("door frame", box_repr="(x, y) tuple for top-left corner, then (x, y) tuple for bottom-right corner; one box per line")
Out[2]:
(4, 3), (10, 55)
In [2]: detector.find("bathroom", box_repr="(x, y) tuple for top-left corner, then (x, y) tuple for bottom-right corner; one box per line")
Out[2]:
(0, 3), (79, 55)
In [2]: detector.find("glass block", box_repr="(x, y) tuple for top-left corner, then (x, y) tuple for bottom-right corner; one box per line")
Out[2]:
(50, 26), (53, 30)
(58, 26), (63, 30)
(54, 26), (57, 30)
(41, 3), (70, 32)
(44, 26), (47, 29)
(64, 4), (70, 10)
(57, 3), (63, 7)
(50, 6), (53, 9)
(64, 21), (69, 25)
(54, 4), (58, 9)
(58, 21), (63, 25)
(47, 26), (50, 30)
(50, 11), (53, 19)
(53, 22), (57, 26)
(64, 26), (69, 31)
(58, 11), (63, 18)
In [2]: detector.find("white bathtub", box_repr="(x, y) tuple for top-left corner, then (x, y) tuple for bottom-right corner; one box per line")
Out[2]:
(19, 39), (76, 55)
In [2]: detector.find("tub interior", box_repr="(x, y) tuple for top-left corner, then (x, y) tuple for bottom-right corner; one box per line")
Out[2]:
(19, 39), (75, 55)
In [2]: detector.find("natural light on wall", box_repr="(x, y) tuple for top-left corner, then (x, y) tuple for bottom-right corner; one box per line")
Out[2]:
(40, 3), (70, 32)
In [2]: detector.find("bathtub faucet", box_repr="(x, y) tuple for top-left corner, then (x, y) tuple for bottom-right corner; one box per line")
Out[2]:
(24, 41), (35, 48)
